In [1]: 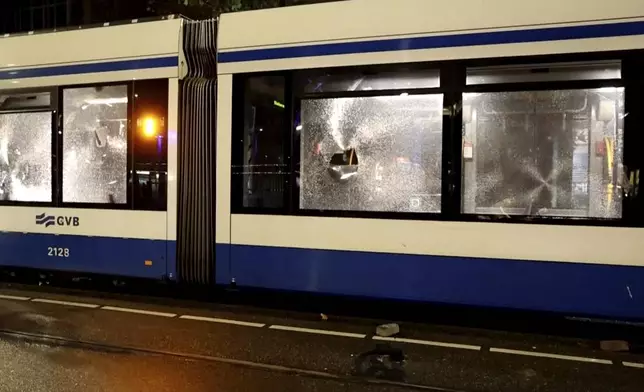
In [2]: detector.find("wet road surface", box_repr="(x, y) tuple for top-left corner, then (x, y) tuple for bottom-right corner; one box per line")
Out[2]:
(0, 287), (642, 391)
(0, 331), (418, 392)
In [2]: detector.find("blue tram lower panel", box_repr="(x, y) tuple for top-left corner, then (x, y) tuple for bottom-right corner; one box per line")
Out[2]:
(217, 243), (644, 320)
(0, 232), (171, 279)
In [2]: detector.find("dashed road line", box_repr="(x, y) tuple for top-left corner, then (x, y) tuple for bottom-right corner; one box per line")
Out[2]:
(490, 347), (613, 364)
(179, 315), (265, 328)
(101, 305), (176, 318)
(373, 336), (481, 351)
(5, 292), (639, 369)
(269, 324), (367, 339)
(0, 294), (31, 301)
(31, 298), (99, 309)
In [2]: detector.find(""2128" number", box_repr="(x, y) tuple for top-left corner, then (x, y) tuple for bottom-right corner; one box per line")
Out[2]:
(47, 247), (69, 258)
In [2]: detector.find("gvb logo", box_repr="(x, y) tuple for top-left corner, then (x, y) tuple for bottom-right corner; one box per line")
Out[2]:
(35, 213), (55, 227)
(35, 213), (80, 228)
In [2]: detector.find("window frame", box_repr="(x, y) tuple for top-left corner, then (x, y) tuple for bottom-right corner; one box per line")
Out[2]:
(56, 79), (170, 211)
(230, 71), (292, 214)
(231, 64), (454, 220)
(457, 65), (625, 225)
(454, 52), (637, 227)
(0, 87), (57, 207)
(0, 79), (170, 211)
(229, 50), (644, 227)
(130, 78), (170, 212)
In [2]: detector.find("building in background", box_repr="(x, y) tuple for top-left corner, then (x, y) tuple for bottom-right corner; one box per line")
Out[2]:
(1, 0), (70, 34)
(0, 0), (342, 35)
(0, 0), (150, 34)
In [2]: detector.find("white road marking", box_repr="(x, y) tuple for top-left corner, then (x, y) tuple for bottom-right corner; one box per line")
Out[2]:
(490, 347), (613, 364)
(31, 298), (99, 309)
(179, 315), (265, 328)
(373, 335), (481, 351)
(101, 306), (176, 318)
(0, 294), (31, 301)
(269, 325), (366, 339)
(0, 292), (625, 369)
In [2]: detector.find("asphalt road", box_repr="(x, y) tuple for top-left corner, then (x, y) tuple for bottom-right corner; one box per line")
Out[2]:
(0, 332), (421, 392)
(0, 287), (642, 392)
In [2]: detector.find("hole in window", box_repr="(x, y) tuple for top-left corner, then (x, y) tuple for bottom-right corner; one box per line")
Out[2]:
(234, 76), (287, 209)
(297, 68), (440, 94)
(461, 88), (624, 218)
(328, 148), (359, 182)
(466, 61), (621, 85)
(62, 85), (128, 204)
(300, 94), (443, 213)
(0, 112), (52, 202)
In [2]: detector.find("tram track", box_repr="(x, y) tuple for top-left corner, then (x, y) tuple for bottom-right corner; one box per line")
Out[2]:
(0, 328), (470, 392)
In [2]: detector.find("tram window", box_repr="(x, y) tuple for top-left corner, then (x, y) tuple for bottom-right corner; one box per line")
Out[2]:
(461, 88), (625, 219)
(0, 112), (52, 202)
(132, 79), (168, 211)
(466, 61), (621, 85)
(62, 85), (128, 204)
(297, 68), (440, 94)
(300, 94), (443, 213)
(233, 75), (288, 209)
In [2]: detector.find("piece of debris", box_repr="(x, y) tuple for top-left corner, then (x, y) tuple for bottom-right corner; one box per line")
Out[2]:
(376, 323), (400, 337)
(353, 344), (406, 382)
(320, 313), (328, 321)
(600, 340), (630, 352)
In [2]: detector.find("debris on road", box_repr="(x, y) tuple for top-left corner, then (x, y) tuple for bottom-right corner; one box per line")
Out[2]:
(600, 340), (630, 352)
(376, 323), (400, 337)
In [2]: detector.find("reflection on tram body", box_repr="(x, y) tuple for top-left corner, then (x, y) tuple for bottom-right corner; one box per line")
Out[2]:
(462, 88), (624, 218)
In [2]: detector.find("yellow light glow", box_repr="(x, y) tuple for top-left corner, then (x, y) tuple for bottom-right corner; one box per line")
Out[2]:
(143, 117), (157, 138)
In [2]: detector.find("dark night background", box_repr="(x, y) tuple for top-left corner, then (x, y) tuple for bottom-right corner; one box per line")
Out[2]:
(0, 0), (340, 34)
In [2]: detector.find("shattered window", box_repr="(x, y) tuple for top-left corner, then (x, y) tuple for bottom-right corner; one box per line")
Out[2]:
(300, 94), (443, 213)
(62, 85), (128, 204)
(0, 112), (52, 202)
(461, 88), (624, 218)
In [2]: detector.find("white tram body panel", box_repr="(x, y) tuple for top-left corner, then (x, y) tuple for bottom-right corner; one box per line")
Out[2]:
(216, 0), (644, 318)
